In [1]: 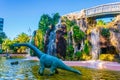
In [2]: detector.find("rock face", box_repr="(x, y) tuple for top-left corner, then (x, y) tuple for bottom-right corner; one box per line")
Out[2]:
(44, 24), (67, 59)
(113, 16), (120, 56)
(56, 25), (67, 59)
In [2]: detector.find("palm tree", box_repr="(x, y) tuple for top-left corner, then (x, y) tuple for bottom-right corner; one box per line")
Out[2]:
(14, 33), (30, 53)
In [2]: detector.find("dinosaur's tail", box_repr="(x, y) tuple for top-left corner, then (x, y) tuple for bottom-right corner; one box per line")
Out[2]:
(13, 43), (44, 58)
(58, 62), (82, 75)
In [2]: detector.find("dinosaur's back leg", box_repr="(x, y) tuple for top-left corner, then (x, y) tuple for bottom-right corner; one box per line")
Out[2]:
(49, 63), (57, 76)
(38, 63), (45, 76)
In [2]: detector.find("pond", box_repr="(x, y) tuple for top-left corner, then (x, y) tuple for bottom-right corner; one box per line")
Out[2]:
(0, 57), (120, 80)
(0, 57), (38, 80)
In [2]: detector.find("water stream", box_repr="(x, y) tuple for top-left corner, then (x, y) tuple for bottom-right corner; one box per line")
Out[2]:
(91, 29), (100, 60)
(47, 19), (61, 56)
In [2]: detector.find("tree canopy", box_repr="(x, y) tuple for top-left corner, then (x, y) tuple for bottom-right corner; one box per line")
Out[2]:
(38, 13), (60, 34)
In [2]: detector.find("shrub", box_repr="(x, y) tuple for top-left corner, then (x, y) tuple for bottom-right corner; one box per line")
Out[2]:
(101, 28), (110, 38)
(99, 54), (115, 61)
(75, 51), (82, 60)
(73, 25), (85, 43)
(66, 45), (74, 60)
(81, 54), (91, 61)
(83, 40), (91, 55)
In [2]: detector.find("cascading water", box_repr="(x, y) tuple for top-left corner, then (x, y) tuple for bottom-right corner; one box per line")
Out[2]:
(47, 29), (56, 56)
(91, 28), (100, 60)
(47, 19), (61, 56)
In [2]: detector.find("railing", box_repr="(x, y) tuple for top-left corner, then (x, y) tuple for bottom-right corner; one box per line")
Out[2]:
(85, 2), (120, 17)
(62, 2), (120, 18)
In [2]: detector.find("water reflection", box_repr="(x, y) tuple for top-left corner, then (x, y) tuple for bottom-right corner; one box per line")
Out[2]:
(0, 57), (38, 80)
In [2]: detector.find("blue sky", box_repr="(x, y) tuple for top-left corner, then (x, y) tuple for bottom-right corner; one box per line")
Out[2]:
(0, 0), (120, 40)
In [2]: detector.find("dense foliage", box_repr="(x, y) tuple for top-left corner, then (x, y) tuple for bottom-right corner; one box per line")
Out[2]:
(38, 13), (60, 34)
(2, 33), (30, 53)
(101, 28), (110, 38)
(97, 20), (106, 26)
(33, 29), (44, 51)
(2, 38), (13, 52)
(73, 25), (85, 43)
(38, 14), (52, 34)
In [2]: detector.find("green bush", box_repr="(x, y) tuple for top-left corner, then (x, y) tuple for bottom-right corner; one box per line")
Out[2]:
(75, 51), (82, 60)
(81, 54), (91, 61)
(101, 28), (110, 38)
(83, 40), (91, 55)
(73, 25), (85, 43)
(66, 45), (74, 60)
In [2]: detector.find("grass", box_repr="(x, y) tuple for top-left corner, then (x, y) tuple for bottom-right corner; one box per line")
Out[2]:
(32, 65), (120, 80)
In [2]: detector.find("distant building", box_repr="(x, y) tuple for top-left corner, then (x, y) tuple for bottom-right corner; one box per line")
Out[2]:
(0, 18), (6, 38)
(0, 18), (3, 32)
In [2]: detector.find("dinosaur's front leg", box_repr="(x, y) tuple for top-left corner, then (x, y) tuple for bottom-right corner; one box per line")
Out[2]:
(38, 64), (45, 76)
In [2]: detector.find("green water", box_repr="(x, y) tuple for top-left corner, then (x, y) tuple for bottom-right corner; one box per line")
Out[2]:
(32, 65), (120, 80)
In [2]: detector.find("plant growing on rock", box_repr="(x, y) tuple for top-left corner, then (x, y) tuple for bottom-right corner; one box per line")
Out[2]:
(101, 28), (110, 38)
(73, 25), (85, 43)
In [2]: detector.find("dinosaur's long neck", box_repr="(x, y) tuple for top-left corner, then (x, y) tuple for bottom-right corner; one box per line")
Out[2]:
(14, 43), (44, 58)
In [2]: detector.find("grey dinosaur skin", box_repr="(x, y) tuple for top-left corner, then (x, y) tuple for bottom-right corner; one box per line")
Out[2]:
(13, 43), (81, 75)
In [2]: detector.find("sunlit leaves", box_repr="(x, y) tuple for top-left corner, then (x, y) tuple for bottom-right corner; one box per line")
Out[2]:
(2, 38), (13, 52)
(38, 13), (60, 34)
(34, 29), (44, 51)
(97, 20), (106, 27)
(73, 25), (85, 43)
(14, 33), (30, 53)
(101, 28), (110, 38)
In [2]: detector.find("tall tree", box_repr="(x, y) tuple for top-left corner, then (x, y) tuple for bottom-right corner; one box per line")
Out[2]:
(38, 14), (52, 34)
(38, 13), (60, 34)
(52, 13), (60, 25)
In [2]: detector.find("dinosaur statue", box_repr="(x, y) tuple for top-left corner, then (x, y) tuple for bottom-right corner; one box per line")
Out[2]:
(13, 43), (81, 75)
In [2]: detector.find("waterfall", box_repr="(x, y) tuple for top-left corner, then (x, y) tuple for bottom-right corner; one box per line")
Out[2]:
(91, 29), (100, 60)
(47, 30), (56, 56)
(47, 19), (61, 56)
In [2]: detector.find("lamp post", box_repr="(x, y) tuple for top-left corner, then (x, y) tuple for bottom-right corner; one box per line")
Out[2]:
(26, 27), (32, 56)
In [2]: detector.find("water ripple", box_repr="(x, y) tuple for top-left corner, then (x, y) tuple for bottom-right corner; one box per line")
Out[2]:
(0, 58), (38, 80)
